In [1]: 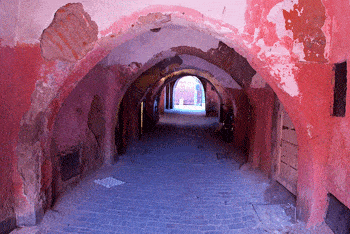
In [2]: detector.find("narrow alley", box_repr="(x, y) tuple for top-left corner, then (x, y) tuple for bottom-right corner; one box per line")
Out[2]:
(11, 112), (332, 234)
(3, 2), (350, 233)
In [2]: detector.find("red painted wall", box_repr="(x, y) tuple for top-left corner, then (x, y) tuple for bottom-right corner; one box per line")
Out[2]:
(246, 87), (275, 176)
(0, 44), (43, 222)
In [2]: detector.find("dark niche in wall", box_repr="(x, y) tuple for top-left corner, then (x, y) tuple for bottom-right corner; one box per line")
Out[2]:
(60, 148), (81, 181)
(333, 61), (347, 117)
(325, 193), (350, 234)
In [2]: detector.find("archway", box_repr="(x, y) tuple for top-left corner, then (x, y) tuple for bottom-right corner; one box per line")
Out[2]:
(172, 76), (205, 113)
(14, 4), (321, 228)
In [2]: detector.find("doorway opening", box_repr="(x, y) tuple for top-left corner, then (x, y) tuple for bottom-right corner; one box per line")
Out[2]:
(172, 76), (205, 115)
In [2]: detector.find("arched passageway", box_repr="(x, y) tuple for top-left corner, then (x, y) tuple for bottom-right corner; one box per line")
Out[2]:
(15, 12), (298, 228)
(8, 3), (342, 233)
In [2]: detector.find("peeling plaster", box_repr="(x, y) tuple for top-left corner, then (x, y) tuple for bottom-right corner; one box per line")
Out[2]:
(11, 0), (247, 44)
(203, 20), (234, 34)
(256, 39), (289, 58)
(307, 123), (313, 138)
(266, 0), (309, 61)
(270, 63), (300, 97)
(40, 3), (98, 62)
(283, 0), (327, 62)
(267, 0), (297, 39)
(292, 41), (306, 61)
(267, 0), (314, 61)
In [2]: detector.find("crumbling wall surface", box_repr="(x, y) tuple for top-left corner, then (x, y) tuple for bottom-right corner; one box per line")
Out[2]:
(40, 3), (98, 62)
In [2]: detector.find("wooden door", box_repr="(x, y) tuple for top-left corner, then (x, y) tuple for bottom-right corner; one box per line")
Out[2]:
(275, 102), (298, 195)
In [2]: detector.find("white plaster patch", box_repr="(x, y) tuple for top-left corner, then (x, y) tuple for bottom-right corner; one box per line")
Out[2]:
(322, 14), (332, 61)
(243, 40), (252, 48)
(203, 20), (233, 34)
(270, 63), (300, 97)
(307, 124), (313, 138)
(94, 177), (125, 188)
(267, 1), (296, 39)
(292, 41), (305, 61)
(253, 28), (260, 42)
(257, 40), (290, 59)
(265, 42), (290, 57)
(267, 0), (307, 61)
(256, 38), (267, 59)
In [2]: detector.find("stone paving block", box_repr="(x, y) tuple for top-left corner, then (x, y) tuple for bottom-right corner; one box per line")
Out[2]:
(199, 225), (217, 231)
(204, 231), (225, 234)
(228, 222), (245, 229)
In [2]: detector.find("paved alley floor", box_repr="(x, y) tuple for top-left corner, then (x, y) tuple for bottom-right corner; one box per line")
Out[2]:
(12, 112), (333, 234)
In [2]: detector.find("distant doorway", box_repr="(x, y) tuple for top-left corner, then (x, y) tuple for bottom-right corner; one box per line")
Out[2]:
(173, 76), (205, 114)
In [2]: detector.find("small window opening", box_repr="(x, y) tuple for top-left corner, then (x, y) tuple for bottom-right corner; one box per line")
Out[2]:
(333, 61), (347, 117)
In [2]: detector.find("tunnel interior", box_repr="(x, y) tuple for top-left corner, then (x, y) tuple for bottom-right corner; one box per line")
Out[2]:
(5, 1), (350, 232)
(6, 14), (303, 231)
(47, 22), (291, 211)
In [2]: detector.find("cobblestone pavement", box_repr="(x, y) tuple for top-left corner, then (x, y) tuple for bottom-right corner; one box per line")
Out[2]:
(12, 112), (333, 234)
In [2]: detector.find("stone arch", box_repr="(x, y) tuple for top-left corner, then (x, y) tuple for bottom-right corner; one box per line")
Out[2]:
(15, 4), (311, 226)
(147, 68), (232, 121)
